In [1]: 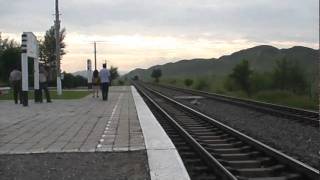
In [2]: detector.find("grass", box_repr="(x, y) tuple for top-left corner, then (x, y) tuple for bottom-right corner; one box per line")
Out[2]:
(252, 90), (318, 110)
(0, 90), (90, 100)
(158, 76), (318, 111)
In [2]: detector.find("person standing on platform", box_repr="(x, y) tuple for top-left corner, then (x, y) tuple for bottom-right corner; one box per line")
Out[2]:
(92, 69), (100, 98)
(39, 66), (52, 103)
(99, 63), (110, 101)
(9, 66), (22, 104)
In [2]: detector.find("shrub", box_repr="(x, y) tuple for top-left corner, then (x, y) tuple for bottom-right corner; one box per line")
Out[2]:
(184, 78), (193, 87)
(194, 79), (210, 91)
(118, 80), (124, 85)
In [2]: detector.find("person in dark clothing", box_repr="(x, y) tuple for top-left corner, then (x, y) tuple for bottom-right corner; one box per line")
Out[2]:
(92, 70), (100, 98)
(9, 66), (22, 104)
(39, 66), (51, 103)
(99, 64), (110, 101)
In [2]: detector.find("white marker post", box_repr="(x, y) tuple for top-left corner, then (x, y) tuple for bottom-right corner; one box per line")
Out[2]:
(21, 32), (39, 106)
(87, 59), (92, 89)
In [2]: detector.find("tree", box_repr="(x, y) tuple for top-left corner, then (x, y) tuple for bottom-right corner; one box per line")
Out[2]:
(151, 68), (162, 83)
(194, 79), (210, 91)
(229, 60), (253, 96)
(132, 75), (139, 81)
(39, 26), (66, 80)
(62, 72), (87, 88)
(272, 58), (307, 94)
(0, 47), (21, 83)
(184, 78), (193, 87)
(0, 35), (21, 84)
(109, 66), (119, 85)
(0, 37), (19, 52)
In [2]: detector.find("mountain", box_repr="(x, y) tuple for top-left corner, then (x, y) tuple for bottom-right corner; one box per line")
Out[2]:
(72, 70), (87, 78)
(125, 45), (318, 80)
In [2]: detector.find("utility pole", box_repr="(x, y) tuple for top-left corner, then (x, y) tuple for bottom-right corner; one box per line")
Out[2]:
(94, 41), (97, 70)
(55, 0), (62, 95)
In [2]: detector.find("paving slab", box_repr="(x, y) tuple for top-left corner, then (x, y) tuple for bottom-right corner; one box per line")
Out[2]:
(0, 86), (190, 180)
(0, 86), (145, 154)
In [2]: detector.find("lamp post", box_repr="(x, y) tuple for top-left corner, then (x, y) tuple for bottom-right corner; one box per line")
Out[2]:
(55, 0), (62, 95)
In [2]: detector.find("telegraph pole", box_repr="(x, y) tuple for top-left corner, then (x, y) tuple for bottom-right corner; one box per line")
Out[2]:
(94, 41), (97, 70)
(55, 0), (62, 95)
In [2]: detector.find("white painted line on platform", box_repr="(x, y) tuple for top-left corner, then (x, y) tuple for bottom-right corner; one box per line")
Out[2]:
(96, 93), (123, 150)
(131, 86), (190, 180)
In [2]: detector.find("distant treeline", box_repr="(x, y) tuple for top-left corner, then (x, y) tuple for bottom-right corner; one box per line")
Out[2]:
(61, 73), (87, 88)
(150, 58), (318, 110)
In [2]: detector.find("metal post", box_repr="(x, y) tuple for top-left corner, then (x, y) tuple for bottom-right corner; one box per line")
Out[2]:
(34, 55), (41, 102)
(21, 33), (29, 106)
(21, 52), (28, 106)
(55, 0), (62, 95)
(94, 41), (97, 70)
(87, 59), (92, 89)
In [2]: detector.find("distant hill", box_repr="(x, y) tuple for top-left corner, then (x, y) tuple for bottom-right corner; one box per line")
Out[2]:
(125, 45), (318, 80)
(72, 70), (87, 78)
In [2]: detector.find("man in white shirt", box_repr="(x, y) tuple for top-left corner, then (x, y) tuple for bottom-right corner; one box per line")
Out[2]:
(9, 66), (22, 104)
(99, 64), (110, 101)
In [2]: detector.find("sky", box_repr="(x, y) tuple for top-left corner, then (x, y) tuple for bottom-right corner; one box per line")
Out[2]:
(0, 0), (318, 74)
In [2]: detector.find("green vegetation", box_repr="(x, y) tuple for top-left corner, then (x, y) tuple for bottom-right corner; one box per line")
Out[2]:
(0, 37), (21, 85)
(126, 45), (318, 82)
(0, 26), (67, 86)
(39, 26), (66, 67)
(62, 72), (87, 88)
(151, 68), (162, 83)
(157, 57), (318, 110)
(109, 66), (120, 84)
(184, 78), (193, 87)
(0, 90), (90, 100)
(228, 60), (252, 96)
(253, 90), (317, 110)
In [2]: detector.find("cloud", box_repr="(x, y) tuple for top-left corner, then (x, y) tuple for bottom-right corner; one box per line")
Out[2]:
(0, 0), (318, 73)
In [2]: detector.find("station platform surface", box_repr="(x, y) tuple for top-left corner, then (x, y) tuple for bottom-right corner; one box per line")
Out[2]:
(0, 86), (189, 180)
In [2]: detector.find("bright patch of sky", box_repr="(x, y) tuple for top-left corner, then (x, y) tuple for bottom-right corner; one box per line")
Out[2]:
(0, 0), (318, 74)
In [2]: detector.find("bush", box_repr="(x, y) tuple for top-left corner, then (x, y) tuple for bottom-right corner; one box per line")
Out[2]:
(184, 78), (193, 87)
(223, 76), (237, 91)
(151, 68), (162, 83)
(272, 58), (307, 94)
(250, 72), (273, 93)
(118, 80), (124, 85)
(229, 59), (253, 96)
(194, 79), (210, 91)
(169, 79), (177, 85)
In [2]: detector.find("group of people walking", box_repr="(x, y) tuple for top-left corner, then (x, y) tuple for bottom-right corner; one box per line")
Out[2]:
(8, 63), (110, 104)
(92, 63), (111, 101)
(9, 65), (51, 104)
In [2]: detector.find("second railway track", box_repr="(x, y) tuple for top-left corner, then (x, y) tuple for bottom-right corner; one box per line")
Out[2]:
(134, 82), (319, 180)
(149, 83), (319, 127)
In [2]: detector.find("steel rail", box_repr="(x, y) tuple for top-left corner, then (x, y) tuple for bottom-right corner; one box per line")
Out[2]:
(151, 83), (319, 126)
(135, 82), (319, 180)
(135, 82), (237, 180)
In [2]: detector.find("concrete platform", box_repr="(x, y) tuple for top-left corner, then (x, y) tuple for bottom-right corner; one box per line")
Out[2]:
(0, 86), (144, 153)
(0, 86), (190, 180)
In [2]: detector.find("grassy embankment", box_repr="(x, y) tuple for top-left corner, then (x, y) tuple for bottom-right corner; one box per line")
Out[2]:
(159, 76), (318, 110)
(0, 90), (90, 100)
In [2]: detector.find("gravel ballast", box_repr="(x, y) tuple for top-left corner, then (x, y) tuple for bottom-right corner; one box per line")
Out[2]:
(149, 84), (319, 169)
(0, 151), (150, 180)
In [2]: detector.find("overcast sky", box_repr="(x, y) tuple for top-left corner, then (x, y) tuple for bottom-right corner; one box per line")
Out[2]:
(1, 0), (318, 73)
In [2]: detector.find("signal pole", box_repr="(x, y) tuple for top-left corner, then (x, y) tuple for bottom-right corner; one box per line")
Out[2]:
(94, 41), (97, 70)
(55, 0), (62, 95)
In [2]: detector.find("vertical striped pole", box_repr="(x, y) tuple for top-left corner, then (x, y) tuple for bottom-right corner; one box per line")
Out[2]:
(21, 33), (28, 106)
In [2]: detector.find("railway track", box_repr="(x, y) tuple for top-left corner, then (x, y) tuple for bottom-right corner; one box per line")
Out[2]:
(148, 83), (319, 127)
(134, 82), (319, 180)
